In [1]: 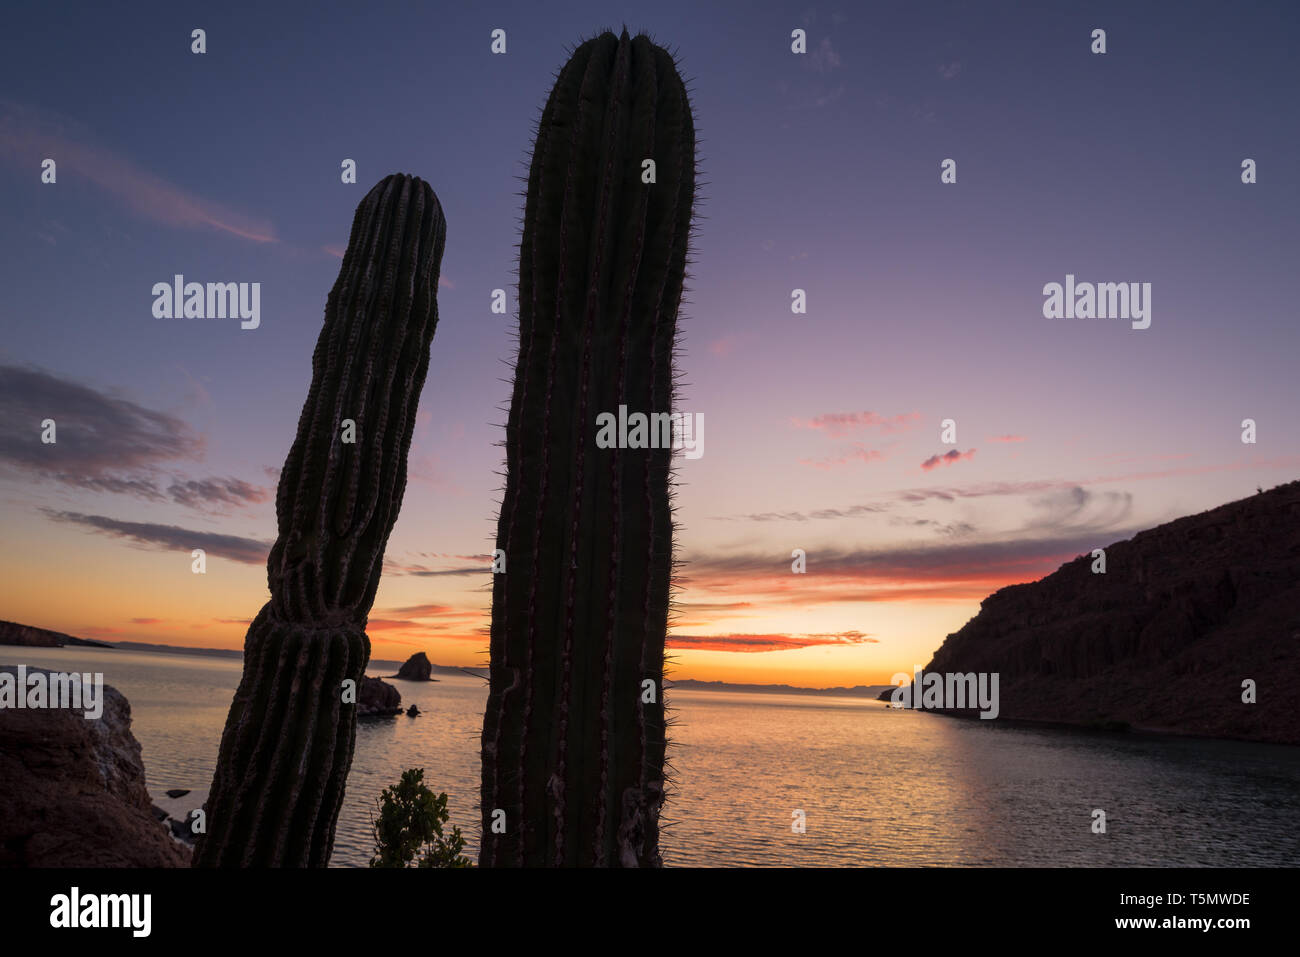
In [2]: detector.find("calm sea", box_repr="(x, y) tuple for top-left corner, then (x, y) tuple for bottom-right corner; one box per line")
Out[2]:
(8, 647), (1299, 867)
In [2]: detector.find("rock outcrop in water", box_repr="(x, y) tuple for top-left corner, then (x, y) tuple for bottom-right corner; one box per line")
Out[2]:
(358, 676), (402, 718)
(393, 652), (433, 681)
(919, 481), (1300, 744)
(0, 666), (190, 866)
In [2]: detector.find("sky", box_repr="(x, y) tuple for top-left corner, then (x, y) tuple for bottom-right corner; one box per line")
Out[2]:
(1, 1), (1297, 687)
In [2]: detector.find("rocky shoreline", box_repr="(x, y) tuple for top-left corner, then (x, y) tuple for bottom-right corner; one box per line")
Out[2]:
(358, 675), (404, 717)
(0, 662), (425, 866)
(0, 666), (190, 866)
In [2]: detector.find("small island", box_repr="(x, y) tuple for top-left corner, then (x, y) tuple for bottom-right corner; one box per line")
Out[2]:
(389, 652), (438, 682)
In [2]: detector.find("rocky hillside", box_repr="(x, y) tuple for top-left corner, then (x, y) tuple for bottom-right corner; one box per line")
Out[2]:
(0, 620), (112, 648)
(921, 481), (1300, 744)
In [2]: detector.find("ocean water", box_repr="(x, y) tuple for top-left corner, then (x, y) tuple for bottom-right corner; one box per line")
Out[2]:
(7, 646), (1299, 867)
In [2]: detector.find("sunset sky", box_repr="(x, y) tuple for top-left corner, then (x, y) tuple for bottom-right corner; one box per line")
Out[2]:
(1, 1), (1297, 687)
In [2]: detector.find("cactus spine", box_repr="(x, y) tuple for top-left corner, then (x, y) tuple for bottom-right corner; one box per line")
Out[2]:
(480, 29), (696, 867)
(195, 174), (447, 867)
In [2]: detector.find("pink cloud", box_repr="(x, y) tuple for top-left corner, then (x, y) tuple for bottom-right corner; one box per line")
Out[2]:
(791, 411), (921, 438)
(988, 434), (1026, 443)
(921, 448), (977, 471)
(800, 442), (887, 470)
(1, 100), (276, 243)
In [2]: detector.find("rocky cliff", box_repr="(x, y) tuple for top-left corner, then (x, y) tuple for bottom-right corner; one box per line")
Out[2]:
(920, 481), (1300, 744)
(0, 666), (190, 866)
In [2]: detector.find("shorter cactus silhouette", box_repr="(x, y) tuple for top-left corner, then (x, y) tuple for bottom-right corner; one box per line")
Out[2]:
(195, 174), (447, 867)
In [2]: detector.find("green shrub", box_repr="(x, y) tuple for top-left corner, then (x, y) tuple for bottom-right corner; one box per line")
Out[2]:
(369, 768), (471, 868)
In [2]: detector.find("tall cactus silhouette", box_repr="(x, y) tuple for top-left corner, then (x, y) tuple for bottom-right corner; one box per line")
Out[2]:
(194, 174), (447, 867)
(480, 29), (696, 867)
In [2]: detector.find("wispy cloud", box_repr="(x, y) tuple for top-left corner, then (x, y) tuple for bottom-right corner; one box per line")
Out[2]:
(675, 601), (755, 613)
(383, 560), (488, 578)
(896, 478), (1070, 502)
(1022, 486), (1133, 534)
(40, 509), (271, 565)
(988, 434), (1026, 443)
(712, 503), (888, 523)
(167, 477), (269, 509)
(406, 551), (493, 563)
(799, 442), (887, 470)
(0, 100), (276, 243)
(667, 630), (874, 653)
(791, 411), (921, 437)
(890, 516), (977, 537)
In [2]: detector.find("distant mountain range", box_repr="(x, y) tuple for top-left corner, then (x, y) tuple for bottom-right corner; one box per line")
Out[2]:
(913, 481), (1300, 744)
(669, 679), (896, 699)
(110, 640), (241, 659)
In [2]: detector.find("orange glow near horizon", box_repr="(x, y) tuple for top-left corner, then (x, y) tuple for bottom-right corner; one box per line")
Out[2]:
(9, 472), (1287, 688)
(0, 519), (1038, 688)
